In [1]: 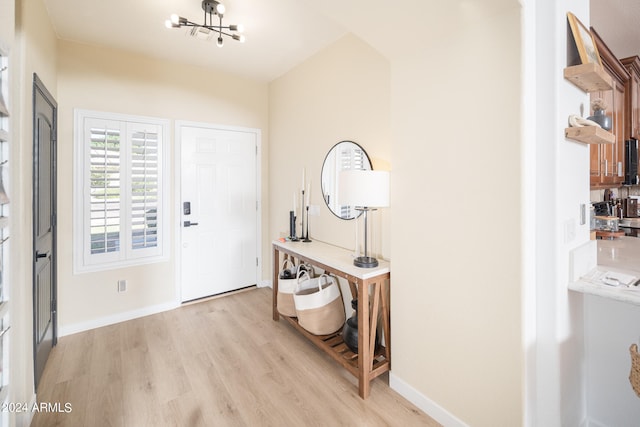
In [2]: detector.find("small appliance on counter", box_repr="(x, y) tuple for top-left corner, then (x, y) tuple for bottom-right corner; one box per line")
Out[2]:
(623, 197), (639, 218)
(625, 137), (640, 185)
(592, 201), (612, 217)
(594, 215), (624, 240)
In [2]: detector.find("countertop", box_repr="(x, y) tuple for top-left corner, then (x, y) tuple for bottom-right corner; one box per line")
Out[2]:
(569, 236), (640, 305)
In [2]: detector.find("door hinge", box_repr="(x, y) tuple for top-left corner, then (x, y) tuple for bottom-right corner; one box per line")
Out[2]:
(51, 299), (57, 314)
(256, 257), (259, 267)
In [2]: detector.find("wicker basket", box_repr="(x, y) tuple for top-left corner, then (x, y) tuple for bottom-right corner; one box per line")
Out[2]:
(630, 344), (640, 398)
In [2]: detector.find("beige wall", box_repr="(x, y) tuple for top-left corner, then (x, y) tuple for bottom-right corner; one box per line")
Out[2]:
(388, 6), (523, 427)
(269, 34), (391, 258)
(56, 40), (269, 330)
(0, 0), (13, 46)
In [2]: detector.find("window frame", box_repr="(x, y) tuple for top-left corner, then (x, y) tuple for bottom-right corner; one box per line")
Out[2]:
(73, 109), (170, 273)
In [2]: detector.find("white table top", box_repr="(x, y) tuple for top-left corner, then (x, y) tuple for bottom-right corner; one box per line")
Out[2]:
(273, 239), (390, 280)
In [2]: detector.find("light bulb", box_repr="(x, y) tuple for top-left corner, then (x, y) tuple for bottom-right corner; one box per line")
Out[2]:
(232, 34), (246, 43)
(165, 19), (173, 29)
(229, 24), (244, 33)
(171, 14), (180, 25)
(217, 37), (224, 47)
(216, 3), (225, 15)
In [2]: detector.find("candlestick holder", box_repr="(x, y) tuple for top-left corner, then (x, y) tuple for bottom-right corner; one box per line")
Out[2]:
(303, 205), (311, 242)
(300, 189), (306, 240)
(289, 210), (299, 241)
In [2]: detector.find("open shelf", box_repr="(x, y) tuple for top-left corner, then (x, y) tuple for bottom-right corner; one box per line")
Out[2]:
(565, 126), (615, 144)
(564, 63), (613, 92)
(281, 314), (390, 380)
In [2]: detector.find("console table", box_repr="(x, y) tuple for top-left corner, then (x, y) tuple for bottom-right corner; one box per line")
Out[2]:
(272, 239), (391, 399)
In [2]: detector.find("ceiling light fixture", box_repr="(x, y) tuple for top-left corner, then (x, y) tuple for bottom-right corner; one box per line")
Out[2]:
(165, 0), (245, 48)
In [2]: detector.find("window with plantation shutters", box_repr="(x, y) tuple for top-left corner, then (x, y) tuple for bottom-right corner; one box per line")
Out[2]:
(74, 110), (169, 272)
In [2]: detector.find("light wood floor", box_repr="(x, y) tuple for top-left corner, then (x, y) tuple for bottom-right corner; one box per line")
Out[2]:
(31, 287), (440, 427)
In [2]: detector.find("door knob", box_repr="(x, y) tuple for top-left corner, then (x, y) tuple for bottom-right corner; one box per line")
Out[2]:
(183, 221), (199, 227)
(35, 251), (50, 260)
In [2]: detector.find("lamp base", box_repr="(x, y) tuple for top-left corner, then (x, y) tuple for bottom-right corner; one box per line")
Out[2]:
(353, 256), (379, 268)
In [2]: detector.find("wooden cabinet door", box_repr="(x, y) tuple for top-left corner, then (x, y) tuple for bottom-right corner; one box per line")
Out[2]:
(590, 28), (630, 188)
(621, 56), (640, 140)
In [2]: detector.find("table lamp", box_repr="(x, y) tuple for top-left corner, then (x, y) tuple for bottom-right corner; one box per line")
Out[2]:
(339, 170), (389, 268)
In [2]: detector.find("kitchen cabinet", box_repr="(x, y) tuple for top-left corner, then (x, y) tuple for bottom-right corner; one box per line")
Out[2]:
(621, 56), (640, 140)
(590, 29), (630, 188)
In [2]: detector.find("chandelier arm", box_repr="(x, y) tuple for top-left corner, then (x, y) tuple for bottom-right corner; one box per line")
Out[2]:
(171, 22), (238, 34)
(166, 1), (244, 43)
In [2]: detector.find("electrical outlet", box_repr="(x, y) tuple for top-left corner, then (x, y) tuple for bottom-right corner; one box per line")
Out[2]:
(118, 279), (127, 292)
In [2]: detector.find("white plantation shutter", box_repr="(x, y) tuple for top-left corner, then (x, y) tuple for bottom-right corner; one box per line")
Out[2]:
(130, 129), (159, 251)
(75, 111), (168, 272)
(89, 123), (122, 255)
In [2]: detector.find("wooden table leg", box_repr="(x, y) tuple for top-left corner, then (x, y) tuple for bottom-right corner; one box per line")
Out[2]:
(358, 279), (371, 399)
(381, 278), (391, 364)
(369, 282), (381, 368)
(273, 247), (280, 321)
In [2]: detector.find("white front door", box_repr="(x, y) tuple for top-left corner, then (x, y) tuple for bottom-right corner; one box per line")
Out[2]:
(179, 123), (258, 302)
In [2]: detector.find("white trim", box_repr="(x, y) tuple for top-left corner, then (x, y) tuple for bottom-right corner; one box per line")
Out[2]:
(389, 373), (470, 427)
(58, 300), (179, 337)
(15, 393), (38, 427)
(584, 418), (608, 427)
(259, 279), (272, 288)
(174, 120), (262, 302)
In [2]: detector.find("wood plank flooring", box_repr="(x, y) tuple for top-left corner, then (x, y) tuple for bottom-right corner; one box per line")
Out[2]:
(31, 287), (440, 427)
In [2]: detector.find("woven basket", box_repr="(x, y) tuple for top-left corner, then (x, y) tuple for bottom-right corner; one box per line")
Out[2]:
(630, 344), (640, 398)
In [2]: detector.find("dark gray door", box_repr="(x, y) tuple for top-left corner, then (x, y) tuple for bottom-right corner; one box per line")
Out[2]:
(33, 74), (57, 389)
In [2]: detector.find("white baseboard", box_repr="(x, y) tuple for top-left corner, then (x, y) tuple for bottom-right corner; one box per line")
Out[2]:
(58, 300), (180, 337)
(16, 393), (37, 427)
(259, 279), (272, 288)
(389, 372), (470, 427)
(585, 418), (608, 427)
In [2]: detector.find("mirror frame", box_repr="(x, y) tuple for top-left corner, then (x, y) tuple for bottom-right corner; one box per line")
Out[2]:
(320, 140), (373, 220)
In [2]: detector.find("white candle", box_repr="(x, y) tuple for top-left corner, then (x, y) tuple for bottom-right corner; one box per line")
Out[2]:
(302, 168), (306, 190)
(306, 182), (310, 207)
(293, 192), (296, 216)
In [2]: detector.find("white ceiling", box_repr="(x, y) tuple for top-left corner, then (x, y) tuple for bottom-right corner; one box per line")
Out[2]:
(41, 0), (640, 84)
(43, 0), (348, 82)
(591, 0), (640, 59)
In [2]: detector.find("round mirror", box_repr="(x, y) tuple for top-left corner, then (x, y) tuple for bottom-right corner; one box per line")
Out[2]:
(321, 141), (372, 219)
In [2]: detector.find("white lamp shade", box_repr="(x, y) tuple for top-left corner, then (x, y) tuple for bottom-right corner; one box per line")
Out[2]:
(339, 170), (390, 208)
